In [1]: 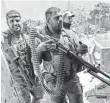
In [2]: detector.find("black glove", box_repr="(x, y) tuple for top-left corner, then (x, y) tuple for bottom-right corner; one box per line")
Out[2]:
(92, 64), (100, 73)
(77, 44), (88, 55)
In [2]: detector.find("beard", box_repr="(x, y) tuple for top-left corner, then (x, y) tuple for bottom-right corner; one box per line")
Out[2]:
(63, 22), (71, 29)
(52, 26), (62, 34)
(52, 21), (62, 34)
(12, 24), (21, 32)
(11, 24), (22, 35)
(9, 24), (21, 32)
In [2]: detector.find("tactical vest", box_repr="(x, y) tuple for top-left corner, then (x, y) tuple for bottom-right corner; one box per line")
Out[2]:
(2, 30), (35, 79)
(2, 30), (18, 63)
(61, 28), (83, 73)
(38, 27), (80, 78)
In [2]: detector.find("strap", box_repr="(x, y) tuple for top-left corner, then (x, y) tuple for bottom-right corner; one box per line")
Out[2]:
(62, 29), (78, 53)
(8, 30), (12, 45)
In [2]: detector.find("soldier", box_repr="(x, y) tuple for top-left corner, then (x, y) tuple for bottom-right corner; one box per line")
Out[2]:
(61, 11), (88, 103)
(1, 10), (43, 103)
(62, 11), (81, 48)
(32, 7), (88, 103)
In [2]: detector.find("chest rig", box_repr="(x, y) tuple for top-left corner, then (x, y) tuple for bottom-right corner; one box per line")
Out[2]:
(2, 30), (34, 79)
(17, 37), (35, 79)
(29, 27), (66, 95)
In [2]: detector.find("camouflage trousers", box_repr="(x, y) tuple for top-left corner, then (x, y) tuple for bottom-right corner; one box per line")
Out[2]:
(50, 78), (83, 103)
(9, 63), (44, 103)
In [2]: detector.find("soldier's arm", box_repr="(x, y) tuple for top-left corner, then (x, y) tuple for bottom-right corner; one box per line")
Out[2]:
(61, 32), (87, 72)
(1, 31), (9, 46)
(1, 33), (11, 62)
(1, 33), (6, 56)
(1, 33), (19, 72)
(70, 31), (88, 55)
(1, 33), (5, 44)
(71, 31), (81, 47)
(60, 32), (72, 50)
(35, 38), (57, 81)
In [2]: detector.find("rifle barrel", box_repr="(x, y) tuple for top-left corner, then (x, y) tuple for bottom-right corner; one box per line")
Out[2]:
(88, 71), (110, 86)
(68, 51), (110, 79)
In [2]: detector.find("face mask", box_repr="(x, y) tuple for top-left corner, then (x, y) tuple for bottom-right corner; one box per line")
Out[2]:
(63, 22), (71, 29)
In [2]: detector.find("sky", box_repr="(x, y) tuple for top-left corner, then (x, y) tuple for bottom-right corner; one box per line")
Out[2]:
(1, 1), (68, 30)
(1, 0), (110, 30)
(1, 1), (68, 20)
(1, 1), (102, 20)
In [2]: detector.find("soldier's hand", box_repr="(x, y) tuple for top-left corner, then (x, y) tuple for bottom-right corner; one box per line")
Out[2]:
(92, 64), (100, 73)
(77, 44), (88, 55)
(37, 39), (56, 52)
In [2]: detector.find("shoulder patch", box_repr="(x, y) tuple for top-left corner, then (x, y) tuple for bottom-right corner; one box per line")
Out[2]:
(2, 30), (12, 45)
(2, 31), (9, 38)
(2, 30), (12, 38)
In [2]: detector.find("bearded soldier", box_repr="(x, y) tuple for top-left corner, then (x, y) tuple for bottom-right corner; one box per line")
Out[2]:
(1, 10), (43, 103)
(61, 11), (88, 103)
(30, 7), (88, 103)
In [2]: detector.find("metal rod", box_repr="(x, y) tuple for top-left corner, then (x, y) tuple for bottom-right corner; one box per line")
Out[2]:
(68, 51), (110, 79)
(88, 71), (110, 86)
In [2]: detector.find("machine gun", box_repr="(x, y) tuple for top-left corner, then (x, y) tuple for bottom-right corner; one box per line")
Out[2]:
(6, 43), (43, 97)
(30, 28), (110, 87)
(50, 37), (110, 86)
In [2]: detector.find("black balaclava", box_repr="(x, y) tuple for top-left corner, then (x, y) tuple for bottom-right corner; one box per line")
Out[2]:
(63, 22), (71, 29)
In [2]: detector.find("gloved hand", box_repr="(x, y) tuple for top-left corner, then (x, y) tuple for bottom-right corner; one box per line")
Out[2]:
(77, 44), (88, 55)
(37, 39), (56, 52)
(37, 39), (56, 61)
(92, 64), (100, 73)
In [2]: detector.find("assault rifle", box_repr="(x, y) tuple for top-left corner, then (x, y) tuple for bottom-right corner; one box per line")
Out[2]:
(7, 45), (43, 96)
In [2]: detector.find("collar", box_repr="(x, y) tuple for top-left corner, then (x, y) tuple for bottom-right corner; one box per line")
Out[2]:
(10, 30), (21, 39)
(45, 25), (53, 36)
(44, 25), (61, 39)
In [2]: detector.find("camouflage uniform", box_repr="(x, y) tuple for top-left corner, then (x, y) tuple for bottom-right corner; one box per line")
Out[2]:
(35, 25), (85, 103)
(53, 28), (84, 103)
(1, 28), (43, 103)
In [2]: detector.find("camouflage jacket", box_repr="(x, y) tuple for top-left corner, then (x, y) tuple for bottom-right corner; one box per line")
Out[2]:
(35, 25), (83, 82)
(1, 29), (35, 79)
